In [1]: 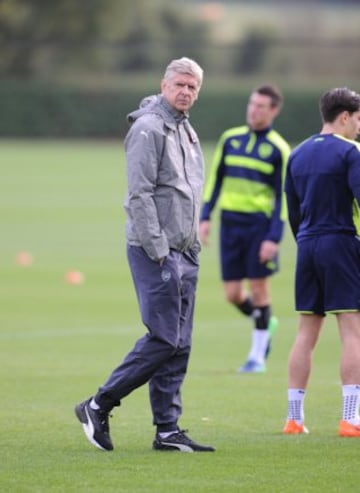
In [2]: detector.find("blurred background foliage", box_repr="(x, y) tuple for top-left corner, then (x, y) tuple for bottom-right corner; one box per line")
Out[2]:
(0, 0), (209, 78)
(0, 0), (359, 140)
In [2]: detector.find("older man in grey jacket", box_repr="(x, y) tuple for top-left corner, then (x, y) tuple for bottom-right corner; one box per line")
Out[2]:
(75, 57), (215, 453)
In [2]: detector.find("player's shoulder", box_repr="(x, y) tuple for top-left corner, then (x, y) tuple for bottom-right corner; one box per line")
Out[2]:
(290, 134), (331, 160)
(290, 136), (314, 156)
(220, 125), (249, 141)
(265, 129), (291, 156)
(333, 134), (360, 153)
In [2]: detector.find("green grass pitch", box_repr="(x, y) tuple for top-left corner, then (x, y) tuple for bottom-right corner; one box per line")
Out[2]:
(1, 139), (359, 492)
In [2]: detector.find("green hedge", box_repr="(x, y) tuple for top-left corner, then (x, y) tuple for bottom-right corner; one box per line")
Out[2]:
(0, 80), (139, 138)
(0, 80), (322, 142)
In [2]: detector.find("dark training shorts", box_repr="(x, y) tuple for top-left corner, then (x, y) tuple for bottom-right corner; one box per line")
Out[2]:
(220, 215), (278, 281)
(295, 234), (360, 314)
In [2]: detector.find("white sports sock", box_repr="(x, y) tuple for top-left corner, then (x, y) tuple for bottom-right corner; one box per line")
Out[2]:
(342, 385), (360, 425)
(247, 329), (270, 364)
(287, 388), (306, 424)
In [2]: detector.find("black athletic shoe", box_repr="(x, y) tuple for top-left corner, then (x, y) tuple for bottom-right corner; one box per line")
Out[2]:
(75, 398), (113, 451)
(153, 429), (215, 453)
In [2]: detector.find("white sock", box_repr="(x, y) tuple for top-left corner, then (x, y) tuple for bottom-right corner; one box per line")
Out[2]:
(342, 384), (360, 425)
(90, 398), (100, 410)
(287, 388), (306, 424)
(247, 329), (270, 364)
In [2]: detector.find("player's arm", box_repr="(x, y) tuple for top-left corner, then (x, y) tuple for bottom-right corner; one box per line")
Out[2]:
(199, 134), (226, 244)
(201, 133), (227, 218)
(199, 220), (211, 246)
(347, 145), (360, 233)
(284, 164), (301, 239)
(266, 162), (286, 244)
(265, 137), (290, 244)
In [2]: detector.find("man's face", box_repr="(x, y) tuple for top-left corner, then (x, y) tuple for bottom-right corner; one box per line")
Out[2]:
(344, 110), (360, 140)
(246, 92), (279, 131)
(161, 73), (200, 113)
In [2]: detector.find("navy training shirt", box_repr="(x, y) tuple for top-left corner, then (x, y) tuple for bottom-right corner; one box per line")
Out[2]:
(285, 133), (360, 239)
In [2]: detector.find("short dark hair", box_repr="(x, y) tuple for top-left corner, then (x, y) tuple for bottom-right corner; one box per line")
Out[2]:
(254, 84), (283, 108)
(319, 87), (360, 123)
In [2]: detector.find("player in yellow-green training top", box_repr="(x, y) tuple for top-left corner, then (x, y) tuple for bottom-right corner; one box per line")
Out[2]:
(200, 84), (290, 373)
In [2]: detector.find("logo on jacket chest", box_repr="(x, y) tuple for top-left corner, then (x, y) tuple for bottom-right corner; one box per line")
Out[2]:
(161, 269), (171, 282)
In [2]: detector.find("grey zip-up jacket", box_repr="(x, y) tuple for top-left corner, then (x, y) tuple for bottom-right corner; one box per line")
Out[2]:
(124, 94), (204, 261)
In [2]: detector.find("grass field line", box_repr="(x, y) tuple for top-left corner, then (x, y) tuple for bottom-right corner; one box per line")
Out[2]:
(0, 316), (298, 340)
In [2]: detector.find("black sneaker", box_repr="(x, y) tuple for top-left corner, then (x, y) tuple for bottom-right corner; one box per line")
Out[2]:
(153, 429), (215, 452)
(75, 398), (113, 451)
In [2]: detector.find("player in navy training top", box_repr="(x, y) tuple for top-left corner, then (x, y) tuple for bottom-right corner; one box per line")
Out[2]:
(283, 87), (360, 437)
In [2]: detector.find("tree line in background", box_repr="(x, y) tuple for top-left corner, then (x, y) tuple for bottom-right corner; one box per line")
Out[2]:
(1, 0), (359, 140)
(0, 0), (208, 77)
(1, 0), (359, 82)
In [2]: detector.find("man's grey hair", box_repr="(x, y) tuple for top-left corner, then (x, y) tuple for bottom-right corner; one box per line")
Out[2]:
(163, 57), (203, 89)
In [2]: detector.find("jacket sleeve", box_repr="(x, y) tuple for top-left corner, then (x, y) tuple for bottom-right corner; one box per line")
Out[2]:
(125, 119), (169, 261)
